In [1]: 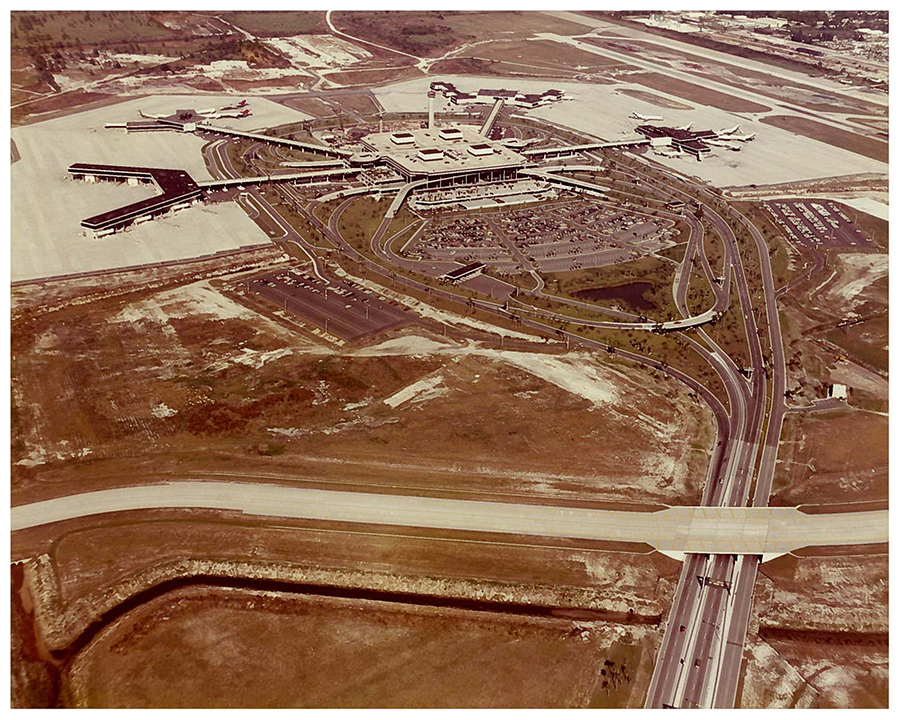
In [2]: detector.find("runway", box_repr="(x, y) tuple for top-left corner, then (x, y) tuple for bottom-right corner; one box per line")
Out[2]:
(12, 482), (888, 556)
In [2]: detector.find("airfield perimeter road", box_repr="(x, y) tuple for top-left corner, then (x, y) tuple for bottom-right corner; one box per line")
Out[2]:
(11, 482), (888, 554)
(198, 121), (866, 706)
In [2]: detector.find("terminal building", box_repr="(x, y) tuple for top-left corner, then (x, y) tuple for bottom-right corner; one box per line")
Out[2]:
(429, 81), (566, 109)
(68, 163), (202, 236)
(439, 261), (486, 283)
(634, 124), (717, 160)
(362, 125), (527, 184)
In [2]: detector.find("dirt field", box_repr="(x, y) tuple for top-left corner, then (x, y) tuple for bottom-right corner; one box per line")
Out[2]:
(773, 410), (888, 508)
(12, 264), (715, 509)
(738, 550), (888, 708)
(323, 66), (424, 87)
(66, 585), (660, 708)
(626, 72), (771, 114)
(760, 116), (888, 164)
(331, 92), (379, 116)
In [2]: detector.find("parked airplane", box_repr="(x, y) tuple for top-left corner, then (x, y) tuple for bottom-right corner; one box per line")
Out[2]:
(201, 108), (253, 120)
(138, 110), (168, 119)
(674, 122), (693, 131)
(630, 112), (664, 122)
(706, 139), (742, 151)
(501, 137), (541, 149)
(729, 132), (756, 141)
(197, 103), (252, 118)
(719, 124), (741, 135)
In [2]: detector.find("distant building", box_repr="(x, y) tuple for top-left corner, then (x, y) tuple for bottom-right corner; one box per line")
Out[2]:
(430, 81), (565, 108)
(467, 143), (494, 157)
(634, 124), (717, 160)
(391, 132), (416, 146)
(440, 262), (486, 284)
(417, 147), (444, 162)
(828, 383), (848, 400)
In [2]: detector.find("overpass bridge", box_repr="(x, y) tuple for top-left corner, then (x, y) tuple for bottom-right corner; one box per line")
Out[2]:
(195, 122), (353, 158)
(11, 482), (887, 559)
(524, 137), (649, 159)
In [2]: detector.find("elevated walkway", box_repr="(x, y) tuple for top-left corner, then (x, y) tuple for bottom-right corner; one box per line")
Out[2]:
(524, 137), (649, 158)
(198, 167), (361, 190)
(479, 98), (505, 137)
(195, 122), (352, 158)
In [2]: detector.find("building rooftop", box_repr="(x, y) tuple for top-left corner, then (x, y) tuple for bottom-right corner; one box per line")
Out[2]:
(363, 125), (526, 178)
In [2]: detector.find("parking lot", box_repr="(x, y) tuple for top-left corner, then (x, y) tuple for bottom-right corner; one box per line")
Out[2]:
(765, 200), (873, 250)
(404, 196), (674, 277)
(249, 267), (413, 342)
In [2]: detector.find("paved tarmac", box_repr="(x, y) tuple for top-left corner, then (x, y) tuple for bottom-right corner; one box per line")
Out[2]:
(250, 267), (412, 341)
(11, 482), (888, 555)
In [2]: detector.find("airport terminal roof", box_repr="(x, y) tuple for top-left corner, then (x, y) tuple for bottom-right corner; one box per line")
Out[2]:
(363, 125), (526, 178)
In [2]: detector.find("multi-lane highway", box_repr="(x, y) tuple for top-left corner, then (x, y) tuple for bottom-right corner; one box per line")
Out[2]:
(194, 119), (870, 707)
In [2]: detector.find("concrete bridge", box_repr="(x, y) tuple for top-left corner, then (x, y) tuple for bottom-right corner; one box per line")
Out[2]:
(12, 482), (887, 559)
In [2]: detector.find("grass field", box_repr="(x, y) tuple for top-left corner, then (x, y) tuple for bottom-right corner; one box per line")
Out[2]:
(12, 11), (176, 49)
(216, 11), (327, 36)
(627, 72), (771, 114)
(760, 116), (888, 164)
(598, 37), (886, 117)
(542, 256), (680, 323)
(617, 88), (693, 110)
(332, 11), (592, 58)
(472, 39), (636, 72)
(772, 410), (887, 507)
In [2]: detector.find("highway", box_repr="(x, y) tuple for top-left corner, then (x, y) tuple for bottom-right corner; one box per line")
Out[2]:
(194, 112), (868, 707)
(11, 482), (887, 554)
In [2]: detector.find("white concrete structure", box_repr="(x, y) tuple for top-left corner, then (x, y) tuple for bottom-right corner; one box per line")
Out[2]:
(11, 482), (888, 556)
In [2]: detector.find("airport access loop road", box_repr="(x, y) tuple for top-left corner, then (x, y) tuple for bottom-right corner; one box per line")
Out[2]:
(613, 157), (797, 708)
(207, 130), (814, 706)
(323, 153), (780, 708)
(11, 482), (887, 554)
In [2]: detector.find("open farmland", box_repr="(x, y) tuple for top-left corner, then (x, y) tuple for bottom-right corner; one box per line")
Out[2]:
(760, 116), (889, 164)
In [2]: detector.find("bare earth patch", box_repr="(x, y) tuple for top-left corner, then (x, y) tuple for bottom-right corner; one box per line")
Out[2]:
(67, 585), (659, 708)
